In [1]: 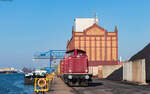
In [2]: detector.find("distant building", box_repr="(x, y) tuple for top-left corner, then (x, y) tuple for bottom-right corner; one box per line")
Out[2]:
(67, 17), (119, 66)
(0, 68), (16, 71)
(0, 68), (17, 73)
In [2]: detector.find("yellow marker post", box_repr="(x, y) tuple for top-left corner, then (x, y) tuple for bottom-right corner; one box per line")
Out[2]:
(34, 73), (55, 93)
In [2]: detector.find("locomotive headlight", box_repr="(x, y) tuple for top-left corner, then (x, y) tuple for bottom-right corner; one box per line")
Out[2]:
(85, 69), (88, 72)
(85, 75), (89, 79)
(69, 69), (72, 72)
(68, 75), (72, 79)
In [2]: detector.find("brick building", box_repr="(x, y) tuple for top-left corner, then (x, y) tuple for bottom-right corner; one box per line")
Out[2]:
(66, 17), (122, 77)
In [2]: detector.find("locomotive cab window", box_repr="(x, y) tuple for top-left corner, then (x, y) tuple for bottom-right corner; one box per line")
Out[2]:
(66, 49), (86, 56)
(78, 51), (86, 55)
(66, 52), (74, 58)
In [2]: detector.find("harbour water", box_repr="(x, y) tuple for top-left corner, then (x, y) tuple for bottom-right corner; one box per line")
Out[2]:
(0, 73), (34, 94)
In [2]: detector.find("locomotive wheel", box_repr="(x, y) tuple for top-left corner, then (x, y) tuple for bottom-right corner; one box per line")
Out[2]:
(81, 81), (88, 87)
(68, 81), (73, 86)
(84, 82), (88, 87)
(64, 79), (68, 84)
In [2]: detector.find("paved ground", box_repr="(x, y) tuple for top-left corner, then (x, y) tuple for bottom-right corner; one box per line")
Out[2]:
(72, 79), (150, 94)
(48, 77), (150, 94)
(47, 77), (74, 94)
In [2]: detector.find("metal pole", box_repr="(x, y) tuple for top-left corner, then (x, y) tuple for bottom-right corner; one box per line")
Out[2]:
(49, 50), (52, 74)
(104, 31), (106, 61)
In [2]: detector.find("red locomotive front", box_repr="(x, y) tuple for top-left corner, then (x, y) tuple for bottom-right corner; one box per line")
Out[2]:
(61, 49), (92, 86)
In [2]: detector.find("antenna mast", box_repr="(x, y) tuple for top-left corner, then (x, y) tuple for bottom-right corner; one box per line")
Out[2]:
(94, 10), (98, 24)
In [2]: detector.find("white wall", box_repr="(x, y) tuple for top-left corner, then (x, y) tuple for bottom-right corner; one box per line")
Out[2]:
(123, 59), (146, 84)
(74, 18), (98, 32)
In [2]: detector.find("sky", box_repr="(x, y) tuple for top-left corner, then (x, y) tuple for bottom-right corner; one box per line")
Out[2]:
(0, 0), (150, 69)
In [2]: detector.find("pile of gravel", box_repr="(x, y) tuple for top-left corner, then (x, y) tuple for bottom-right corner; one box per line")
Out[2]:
(130, 43), (150, 61)
(106, 67), (123, 81)
(106, 43), (150, 81)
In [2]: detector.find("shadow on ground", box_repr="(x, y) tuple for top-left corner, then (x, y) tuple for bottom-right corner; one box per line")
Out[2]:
(88, 82), (103, 87)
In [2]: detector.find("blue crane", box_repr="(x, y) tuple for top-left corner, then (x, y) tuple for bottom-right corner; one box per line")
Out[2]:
(33, 50), (66, 73)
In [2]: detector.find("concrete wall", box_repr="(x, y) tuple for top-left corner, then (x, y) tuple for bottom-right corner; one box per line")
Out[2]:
(123, 59), (146, 84)
(100, 65), (122, 78)
(89, 65), (122, 78)
(89, 66), (98, 77)
(123, 61), (132, 81)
